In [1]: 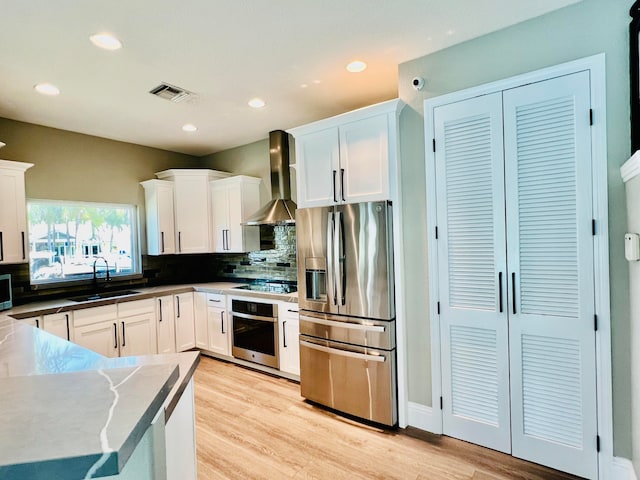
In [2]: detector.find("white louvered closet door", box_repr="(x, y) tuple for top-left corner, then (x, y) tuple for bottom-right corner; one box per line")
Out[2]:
(503, 71), (597, 479)
(434, 93), (512, 453)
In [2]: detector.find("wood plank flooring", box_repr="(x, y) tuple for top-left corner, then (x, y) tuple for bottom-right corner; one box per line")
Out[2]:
(194, 356), (582, 480)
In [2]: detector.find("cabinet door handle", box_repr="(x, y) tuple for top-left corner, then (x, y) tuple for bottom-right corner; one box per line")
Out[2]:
(498, 272), (503, 313)
(176, 295), (181, 318)
(512, 272), (517, 314)
(65, 314), (70, 340)
(121, 321), (126, 347)
(340, 168), (345, 202)
(113, 323), (118, 349)
(283, 320), (287, 348)
(209, 299), (222, 303)
(35, 318), (39, 329)
(332, 170), (337, 203)
(0, 231), (4, 261)
(287, 309), (298, 313)
(158, 298), (163, 322)
(161, 232), (165, 253)
(221, 311), (225, 334)
(21, 232), (26, 260)
(178, 232), (182, 252)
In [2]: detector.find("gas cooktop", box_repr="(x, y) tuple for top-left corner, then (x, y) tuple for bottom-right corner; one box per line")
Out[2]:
(232, 282), (297, 294)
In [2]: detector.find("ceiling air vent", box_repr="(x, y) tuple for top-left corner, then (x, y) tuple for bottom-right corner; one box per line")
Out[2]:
(149, 83), (192, 102)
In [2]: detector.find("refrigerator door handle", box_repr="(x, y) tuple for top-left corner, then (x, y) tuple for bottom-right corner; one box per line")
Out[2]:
(327, 212), (337, 306)
(334, 211), (344, 306)
(300, 340), (386, 363)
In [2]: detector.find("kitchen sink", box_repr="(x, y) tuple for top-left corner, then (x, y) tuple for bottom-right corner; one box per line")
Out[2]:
(67, 290), (140, 302)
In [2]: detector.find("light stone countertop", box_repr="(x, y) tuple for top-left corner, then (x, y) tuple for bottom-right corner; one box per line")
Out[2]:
(0, 315), (199, 479)
(0, 280), (295, 478)
(8, 281), (298, 319)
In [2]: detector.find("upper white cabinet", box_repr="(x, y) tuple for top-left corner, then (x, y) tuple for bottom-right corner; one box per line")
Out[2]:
(155, 169), (230, 254)
(0, 160), (33, 264)
(140, 180), (176, 255)
(210, 176), (260, 253)
(289, 99), (403, 208)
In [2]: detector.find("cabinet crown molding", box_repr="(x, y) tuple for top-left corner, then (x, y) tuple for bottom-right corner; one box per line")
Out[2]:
(0, 159), (34, 172)
(621, 150), (640, 183)
(288, 98), (405, 137)
(155, 169), (231, 181)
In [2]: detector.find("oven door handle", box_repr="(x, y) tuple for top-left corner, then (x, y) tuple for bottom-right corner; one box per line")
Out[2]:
(300, 340), (386, 363)
(231, 311), (277, 323)
(300, 315), (385, 333)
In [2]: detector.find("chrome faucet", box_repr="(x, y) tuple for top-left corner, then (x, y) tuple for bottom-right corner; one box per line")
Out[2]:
(92, 256), (111, 287)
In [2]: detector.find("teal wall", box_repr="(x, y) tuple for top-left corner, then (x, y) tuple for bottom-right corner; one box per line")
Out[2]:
(398, 0), (632, 457)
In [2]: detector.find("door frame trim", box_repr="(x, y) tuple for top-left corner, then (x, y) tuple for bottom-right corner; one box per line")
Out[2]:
(423, 53), (611, 478)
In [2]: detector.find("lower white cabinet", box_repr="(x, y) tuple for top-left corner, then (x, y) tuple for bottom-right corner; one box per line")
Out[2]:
(194, 292), (229, 355)
(42, 312), (72, 341)
(156, 296), (176, 354)
(278, 302), (300, 376)
(20, 316), (42, 328)
(206, 293), (229, 356)
(75, 320), (119, 357)
(73, 301), (157, 357)
(174, 292), (196, 352)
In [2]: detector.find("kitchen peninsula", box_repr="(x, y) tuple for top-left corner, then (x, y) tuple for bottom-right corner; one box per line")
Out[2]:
(0, 311), (200, 480)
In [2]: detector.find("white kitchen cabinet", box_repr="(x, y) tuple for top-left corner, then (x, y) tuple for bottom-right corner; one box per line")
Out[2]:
(21, 316), (42, 328)
(155, 169), (230, 254)
(174, 292), (196, 351)
(193, 292), (208, 350)
(206, 293), (229, 356)
(75, 320), (119, 358)
(156, 295), (176, 354)
(289, 99), (403, 208)
(74, 301), (156, 357)
(118, 299), (157, 356)
(210, 176), (261, 253)
(140, 180), (176, 255)
(0, 160), (33, 264)
(42, 312), (72, 341)
(278, 302), (300, 376)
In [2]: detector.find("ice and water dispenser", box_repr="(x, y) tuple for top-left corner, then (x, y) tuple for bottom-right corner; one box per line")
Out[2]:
(304, 257), (326, 302)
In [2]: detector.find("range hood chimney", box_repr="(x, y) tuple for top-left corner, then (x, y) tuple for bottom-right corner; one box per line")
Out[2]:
(243, 130), (297, 226)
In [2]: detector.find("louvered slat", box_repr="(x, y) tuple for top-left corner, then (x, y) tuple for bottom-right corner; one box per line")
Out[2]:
(450, 326), (499, 425)
(444, 113), (496, 310)
(521, 335), (583, 448)
(515, 96), (579, 317)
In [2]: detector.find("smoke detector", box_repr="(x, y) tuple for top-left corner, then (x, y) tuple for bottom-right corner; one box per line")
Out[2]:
(149, 83), (193, 103)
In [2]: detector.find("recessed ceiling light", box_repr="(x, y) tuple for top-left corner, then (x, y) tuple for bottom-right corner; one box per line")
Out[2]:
(248, 98), (266, 109)
(300, 83), (308, 88)
(182, 123), (198, 132)
(313, 79), (322, 84)
(346, 60), (367, 73)
(34, 83), (60, 96)
(89, 33), (122, 51)
(0, 142), (5, 149)
(446, 29), (455, 36)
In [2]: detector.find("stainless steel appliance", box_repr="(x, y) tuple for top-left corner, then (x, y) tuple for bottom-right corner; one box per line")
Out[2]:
(0, 273), (12, 311)
(296, 201), (397, 426)
(231, 298), (279, 369)
(232, 281), (297, 294)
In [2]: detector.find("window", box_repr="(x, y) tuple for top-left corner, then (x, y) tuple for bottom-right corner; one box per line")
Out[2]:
(28, 200), (140, 285)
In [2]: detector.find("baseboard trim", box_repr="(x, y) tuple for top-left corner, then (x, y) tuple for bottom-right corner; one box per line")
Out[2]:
(610, 457), (637, 480)
(407, 401), (440, 433)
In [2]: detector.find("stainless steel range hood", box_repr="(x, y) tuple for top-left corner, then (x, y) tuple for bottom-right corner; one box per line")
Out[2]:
(243, 130), (296, 225)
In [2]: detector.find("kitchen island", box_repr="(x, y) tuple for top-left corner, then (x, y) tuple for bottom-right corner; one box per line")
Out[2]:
(0, 314), (200, 480)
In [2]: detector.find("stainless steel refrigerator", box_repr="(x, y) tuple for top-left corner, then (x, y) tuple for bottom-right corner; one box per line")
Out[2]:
(296, 200), (397, 426)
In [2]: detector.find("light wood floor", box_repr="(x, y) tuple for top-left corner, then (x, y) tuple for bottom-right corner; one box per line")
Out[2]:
(194, 356), (582, 480)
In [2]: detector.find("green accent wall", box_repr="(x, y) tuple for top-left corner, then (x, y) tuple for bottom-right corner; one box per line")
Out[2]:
(398, 0), (632, 458)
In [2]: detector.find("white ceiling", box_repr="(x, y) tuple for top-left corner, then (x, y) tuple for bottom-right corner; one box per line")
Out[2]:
(0, 0), (580, 156)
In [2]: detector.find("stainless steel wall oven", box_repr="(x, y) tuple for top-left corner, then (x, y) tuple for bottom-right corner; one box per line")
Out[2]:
(231, 298), (279, 369)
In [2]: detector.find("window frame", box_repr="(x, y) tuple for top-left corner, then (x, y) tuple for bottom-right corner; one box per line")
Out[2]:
(27, 198), (143, 288)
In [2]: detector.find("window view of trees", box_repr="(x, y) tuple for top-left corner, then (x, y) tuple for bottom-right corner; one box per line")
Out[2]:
(28, 200), (139, 283)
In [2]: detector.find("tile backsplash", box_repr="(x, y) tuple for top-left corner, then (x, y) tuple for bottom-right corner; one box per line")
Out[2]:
(215, 225), (297, 282)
